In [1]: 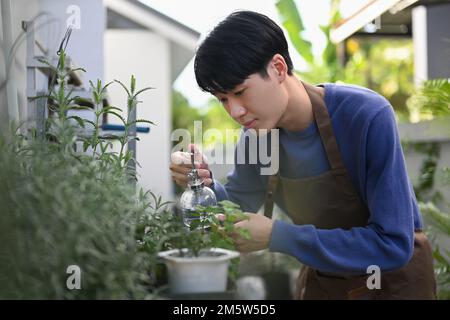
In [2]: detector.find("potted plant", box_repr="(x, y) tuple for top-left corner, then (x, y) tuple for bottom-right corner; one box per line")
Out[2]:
(139, 200), (249, 295)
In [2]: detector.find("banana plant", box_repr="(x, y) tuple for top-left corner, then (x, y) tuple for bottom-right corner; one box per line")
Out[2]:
(275, 0), (343, 83)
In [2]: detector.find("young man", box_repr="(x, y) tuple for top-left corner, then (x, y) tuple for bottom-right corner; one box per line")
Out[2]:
(170, 11), (436, 299)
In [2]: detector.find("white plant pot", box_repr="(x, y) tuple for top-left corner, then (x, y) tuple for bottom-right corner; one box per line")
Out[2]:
(158, 248), (240, 294)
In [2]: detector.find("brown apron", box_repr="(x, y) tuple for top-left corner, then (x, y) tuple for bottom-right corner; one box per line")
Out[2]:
(264, 82), (436, 300)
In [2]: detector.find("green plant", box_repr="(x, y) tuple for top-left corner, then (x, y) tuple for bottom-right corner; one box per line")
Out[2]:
(276, 0), (342, 83)
(0, 48), (162, 299)
(137, 200), (250, 287)
(407, 78), (450, 122)
(112, 77), (155, 173)
(138, 200), (249, 258)
(419, 202), (450, 299)
(0, 134), (152, 299)
(177, 200), (250, 257)
(413, 142), (441, 203)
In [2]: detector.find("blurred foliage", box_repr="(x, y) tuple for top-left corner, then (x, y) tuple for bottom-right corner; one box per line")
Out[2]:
(276, 0), (414, 119)
(0, 133), (153, 299)
(172, 90), (240, 148)
(413, 142), (442, 204)
(407, 78), (450, 122)
(0, 50), (164, 299)
(344, 39), (414, 119)
(404, 80), (450, 299)
(420, 200), (450, 300)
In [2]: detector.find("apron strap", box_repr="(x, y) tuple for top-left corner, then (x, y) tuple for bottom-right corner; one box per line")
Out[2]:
(264, 174), (279, 218)
(302, 82), (346, 172)
(263, 82), (348, 219)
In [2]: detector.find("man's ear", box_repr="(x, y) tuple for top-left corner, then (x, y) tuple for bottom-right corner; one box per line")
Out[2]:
(270, 54), (287, 82)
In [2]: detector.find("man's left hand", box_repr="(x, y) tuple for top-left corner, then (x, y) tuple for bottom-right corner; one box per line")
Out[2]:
(231, 213), (274, 252)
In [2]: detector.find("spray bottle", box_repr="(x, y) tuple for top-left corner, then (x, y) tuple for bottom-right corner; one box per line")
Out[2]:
(178, 146), (217, 228)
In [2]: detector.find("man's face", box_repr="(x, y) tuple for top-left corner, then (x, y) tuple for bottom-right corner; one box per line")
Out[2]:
(214, 67), (288, 134)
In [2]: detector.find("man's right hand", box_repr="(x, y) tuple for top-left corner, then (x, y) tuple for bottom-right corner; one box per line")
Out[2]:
(170, 144), (213, 188)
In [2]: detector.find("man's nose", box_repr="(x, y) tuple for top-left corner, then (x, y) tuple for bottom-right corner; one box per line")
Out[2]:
(229, 99), (246, 119)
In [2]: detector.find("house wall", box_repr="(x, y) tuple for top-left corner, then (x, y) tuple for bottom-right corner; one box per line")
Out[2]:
(105, 29), (172, 200)
(0, 0), (39, 133)
(38, 0), (105, 90)
(0, 0), (103, 132)
(413, 3), (450, 84)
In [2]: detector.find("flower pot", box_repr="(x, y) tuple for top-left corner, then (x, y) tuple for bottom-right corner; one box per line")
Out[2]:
(158, 248), (239, 294)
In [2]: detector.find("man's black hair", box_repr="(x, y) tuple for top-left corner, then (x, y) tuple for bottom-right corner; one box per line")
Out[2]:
(194, 10), (294, 94)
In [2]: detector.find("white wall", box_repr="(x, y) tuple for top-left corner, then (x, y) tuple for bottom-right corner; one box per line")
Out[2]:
(413, 3), (450, 84)
(38, 0), (104, 89)
(105, 29), (172, 200)
(0, 0), (104, 131)
(0, 0), (39, 132)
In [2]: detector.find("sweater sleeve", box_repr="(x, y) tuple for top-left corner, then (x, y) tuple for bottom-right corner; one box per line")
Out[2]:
(269, 106), (415, 274)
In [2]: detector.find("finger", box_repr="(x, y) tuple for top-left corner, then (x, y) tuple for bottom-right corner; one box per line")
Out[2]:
(230, 234), (247, 251)
(170, 166), (211, 180)
(171, 171), (190, 184)
(204, 178), (213, 187)
(230, 213), (249, 224)
(188, 144), (209, 169)
(171, 151), (191, 165)
(234, 219), (248, 227)
(170, 160), (203, 172)
(197, 169), (211, 179)
(174, 180), (187, 188)
(169, 164), (191, 175)
(188, 143), (202, 155)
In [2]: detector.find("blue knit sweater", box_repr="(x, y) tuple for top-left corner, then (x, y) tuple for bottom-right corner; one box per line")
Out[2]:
(211, 83), (421, 275)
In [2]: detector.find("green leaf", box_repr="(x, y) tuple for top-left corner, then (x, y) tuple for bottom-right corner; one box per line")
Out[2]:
(131, 75), (136, 95)
(68, 67), (86, 74)
(29, 94), (51, 101)
(129, 119), (155, 126)
(59, 50), (66, 70)
(101, 106), (123, 114)
(132, 87), (154, 99)
(67, 116), (85, 128)
(105, 111), (127, 126)
(219, 200), (241, 209)
(68, 105), (92, 111)
(127, 137), (140, 143)
(101, 81), (114, 95)
(100, 134), (121, 140)
(82, 119), (96, 127)
(114, 79), (131, 97)
(93, 91), (100, 105)
(82, 139), (91, 152)
(276, 0), (314, 65)
(37, 57), (59, 74)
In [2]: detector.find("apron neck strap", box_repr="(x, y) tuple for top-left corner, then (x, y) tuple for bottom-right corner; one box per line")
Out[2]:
(264, 174), (279, 218)
(302, 82), (345, 172)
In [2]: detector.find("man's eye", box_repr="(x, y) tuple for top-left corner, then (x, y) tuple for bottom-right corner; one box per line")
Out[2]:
(234, 89), (245, 96)
(219, 98), (228, 104)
